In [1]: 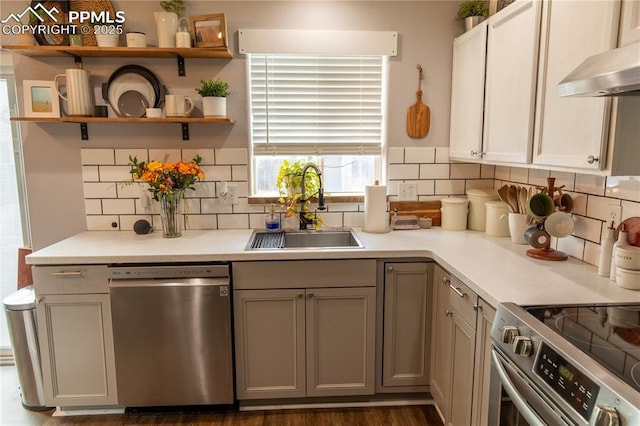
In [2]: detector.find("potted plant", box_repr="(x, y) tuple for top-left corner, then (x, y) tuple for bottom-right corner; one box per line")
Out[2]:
(196, 78), (229, 117)
(456, 0), (489, 31)
(155, 0), (184, 48)
(276, 159), (321, 222)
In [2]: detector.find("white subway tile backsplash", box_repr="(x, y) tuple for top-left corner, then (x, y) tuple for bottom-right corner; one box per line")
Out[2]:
(435, 179), (465, 195)
(389, 164), (419, 180)
(435, 147), (449, 163)
(387, 147), (404, 164)
(450, 163), (481, 179)
(419, 164), (449, 179)
(607, 176), (640, 202)
(81, 149), (114, 165)
(102, 199), (135, 215)
(148, 149), (181, 163)
(587, 196), (621, 222)
(218, 214), (249, 229)
(99, 165), (131, 182)
(79, 149), (639, 268)
(83, 182), (117, 199)
(115, 149), (147, 165)
(82, 166), (99, 182)
(575, 173), (606, 195)
(404, 147), (435, 164)
(215, 148), (247, 165)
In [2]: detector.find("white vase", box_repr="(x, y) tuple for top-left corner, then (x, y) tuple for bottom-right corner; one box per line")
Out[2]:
(154, 11), (178, 48)
(17, 32), (37, 46)
(464, 16), (483, 31)
(202, 96), (227, 117)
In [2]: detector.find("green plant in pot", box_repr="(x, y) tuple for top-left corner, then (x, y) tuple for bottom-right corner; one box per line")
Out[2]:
(456, 0), (489, 31)
(196, 78), (229, 117)
(276, 160), (322, 225)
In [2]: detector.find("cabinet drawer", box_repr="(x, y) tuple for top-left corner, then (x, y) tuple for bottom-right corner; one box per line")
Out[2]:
(33, 265), (108, 294)
(448, 276), (477, 328)
(233, 260), (376, 290)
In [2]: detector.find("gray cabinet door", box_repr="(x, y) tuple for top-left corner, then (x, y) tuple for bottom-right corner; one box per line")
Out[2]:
(383, 262), (431, 387)
(472, 299), (496, 426)
(449, 311), (476, 426)
(430, 265), (453, 421)
(306, 287), (376, 397)
(36, 294), (117, 407)
(234, 289), (306, 400)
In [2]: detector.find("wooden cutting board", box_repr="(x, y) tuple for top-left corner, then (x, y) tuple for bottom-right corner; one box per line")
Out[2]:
(406, 65), (430, 138)
(390, 201), (441, 226)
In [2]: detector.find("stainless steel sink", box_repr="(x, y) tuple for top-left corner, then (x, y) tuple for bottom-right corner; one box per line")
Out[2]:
(246, 229), (364, 250)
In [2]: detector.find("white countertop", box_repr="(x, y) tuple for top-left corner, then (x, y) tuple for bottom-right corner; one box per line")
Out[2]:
(27, 227), (640, 307)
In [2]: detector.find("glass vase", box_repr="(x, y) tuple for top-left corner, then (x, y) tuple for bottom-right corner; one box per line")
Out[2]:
(159, 190), (184, 238)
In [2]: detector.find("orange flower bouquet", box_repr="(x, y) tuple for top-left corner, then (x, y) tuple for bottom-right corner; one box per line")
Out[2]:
(129, 155), (205, 237)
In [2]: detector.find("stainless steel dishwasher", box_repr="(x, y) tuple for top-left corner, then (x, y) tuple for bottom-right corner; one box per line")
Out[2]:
(108, 263), (233, 407)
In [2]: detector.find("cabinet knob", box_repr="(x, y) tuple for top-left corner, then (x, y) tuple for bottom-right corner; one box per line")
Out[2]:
(445, 309), (453, 317)
(473, 303), (482, 311)
(307, 293), (314, 299)
(297, 293), (304, 299)
(587, 155), (599, 164)
(442, 277), (450, 285)
(387, 266), (394, 272)
(470, 150), (478, 157)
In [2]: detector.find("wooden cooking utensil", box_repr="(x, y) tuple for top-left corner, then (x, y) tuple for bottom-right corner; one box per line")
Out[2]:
(406, 64), (430, 138)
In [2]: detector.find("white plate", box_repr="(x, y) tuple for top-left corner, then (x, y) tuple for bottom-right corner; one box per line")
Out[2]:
(107, 73), (156, 117)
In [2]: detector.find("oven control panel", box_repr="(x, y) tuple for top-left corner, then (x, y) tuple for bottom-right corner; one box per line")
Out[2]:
(535, 342), (600, 421)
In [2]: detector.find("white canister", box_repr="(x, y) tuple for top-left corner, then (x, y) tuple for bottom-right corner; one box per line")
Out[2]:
(485, 201), (510, 237)
(441, 198), (469, 231)
(466, 188), (498, 231)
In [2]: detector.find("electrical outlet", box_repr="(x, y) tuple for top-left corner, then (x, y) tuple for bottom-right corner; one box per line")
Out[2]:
(398, 183), (418, 201)
(219, 184), (238, 205)
(607, 203), (622, 226)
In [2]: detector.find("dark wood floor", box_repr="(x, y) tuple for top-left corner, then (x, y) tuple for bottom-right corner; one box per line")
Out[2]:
(1, 366), (444, 425)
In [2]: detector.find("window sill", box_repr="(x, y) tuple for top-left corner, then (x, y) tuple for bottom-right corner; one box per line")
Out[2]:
(248, 194), (365, 205)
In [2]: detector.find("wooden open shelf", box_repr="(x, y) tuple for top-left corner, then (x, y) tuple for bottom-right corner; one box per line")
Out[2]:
(11, 116), (235, 140)
(2, 45), (233, 59)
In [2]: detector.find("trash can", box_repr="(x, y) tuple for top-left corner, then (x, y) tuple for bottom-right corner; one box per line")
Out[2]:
(3, 285), (48, 410)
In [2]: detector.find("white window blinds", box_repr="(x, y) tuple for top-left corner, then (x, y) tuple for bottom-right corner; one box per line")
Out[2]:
(249, 54), (386, 155)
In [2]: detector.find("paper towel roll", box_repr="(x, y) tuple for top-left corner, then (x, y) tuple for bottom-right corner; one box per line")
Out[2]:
(363, 185), (389, 233)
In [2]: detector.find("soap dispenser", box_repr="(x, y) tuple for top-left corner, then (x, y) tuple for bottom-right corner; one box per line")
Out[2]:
(176, 17), (191, 48)
(265, 204), (281, 232)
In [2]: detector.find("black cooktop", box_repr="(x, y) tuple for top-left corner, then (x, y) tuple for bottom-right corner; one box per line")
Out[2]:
(526, 304), (640, 392)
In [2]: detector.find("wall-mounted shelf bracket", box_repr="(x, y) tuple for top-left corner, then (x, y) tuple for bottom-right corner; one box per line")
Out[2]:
(73, 55), (82, 65)
(176, 55), (186, 76)
(181, 123), (190, 140)
(80, 122), (89, 140)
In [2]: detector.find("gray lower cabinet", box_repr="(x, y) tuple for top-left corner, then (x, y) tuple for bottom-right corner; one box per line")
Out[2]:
(379, 261), (432, 391)
(431, 265), (478, 426)
(232, 260), (377, 400)
(471, 298), (496, 426)
(33, 265), (117, 407)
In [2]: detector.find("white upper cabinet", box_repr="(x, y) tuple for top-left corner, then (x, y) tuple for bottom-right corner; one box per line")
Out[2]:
(532, 0), (620, 170)
(449, 22), (487, 162)
(619, 0), (640, 45)
(483, 0), (542, 164)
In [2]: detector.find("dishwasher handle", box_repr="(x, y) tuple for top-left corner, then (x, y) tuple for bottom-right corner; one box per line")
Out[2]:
(109, 277), (229, 288)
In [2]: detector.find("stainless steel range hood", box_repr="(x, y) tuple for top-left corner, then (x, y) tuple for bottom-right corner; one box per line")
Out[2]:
(557, 41), (640, 97)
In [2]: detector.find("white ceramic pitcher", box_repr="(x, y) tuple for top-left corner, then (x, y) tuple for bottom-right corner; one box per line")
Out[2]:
(54, 67), (94, 116)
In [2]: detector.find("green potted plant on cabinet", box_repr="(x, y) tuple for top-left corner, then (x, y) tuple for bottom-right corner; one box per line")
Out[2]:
(196, 78), (229, 117)
(456, 0), (489, 31)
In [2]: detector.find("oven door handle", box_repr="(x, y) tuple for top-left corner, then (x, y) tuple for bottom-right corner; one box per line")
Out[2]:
(491, 349), (547, 426)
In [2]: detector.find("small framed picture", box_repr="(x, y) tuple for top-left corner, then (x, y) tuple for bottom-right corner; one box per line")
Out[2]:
(189, 13), (228, 48)
(23, 80), (60, 118)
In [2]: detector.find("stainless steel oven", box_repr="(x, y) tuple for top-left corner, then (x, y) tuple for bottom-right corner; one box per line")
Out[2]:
(489, 303), (640, 425)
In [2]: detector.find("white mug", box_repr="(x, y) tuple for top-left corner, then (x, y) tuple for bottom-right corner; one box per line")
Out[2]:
(145, 107), (162, 118)
(165, 94), (194, 117)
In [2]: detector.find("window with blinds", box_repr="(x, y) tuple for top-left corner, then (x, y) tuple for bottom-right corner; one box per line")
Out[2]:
(249, 54), (386, 155)
(248, 54), (386, 195)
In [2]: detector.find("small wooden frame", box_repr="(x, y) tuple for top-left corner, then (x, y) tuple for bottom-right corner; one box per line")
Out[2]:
(23, 80), (60, 118)
(189, 13), (228, 48)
